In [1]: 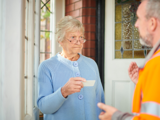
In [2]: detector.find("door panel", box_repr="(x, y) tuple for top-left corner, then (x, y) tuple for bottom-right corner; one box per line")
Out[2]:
(104, 0), (144, 113)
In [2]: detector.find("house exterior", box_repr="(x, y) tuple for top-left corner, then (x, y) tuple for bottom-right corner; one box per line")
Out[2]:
(0, 0), (147, 120)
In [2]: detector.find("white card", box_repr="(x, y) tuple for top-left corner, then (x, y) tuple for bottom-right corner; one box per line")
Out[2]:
(83, 80), (95, 87)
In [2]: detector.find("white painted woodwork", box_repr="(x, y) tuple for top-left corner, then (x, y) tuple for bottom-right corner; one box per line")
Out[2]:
(1, 0), (25, 120)
(105, 0), (144, 113)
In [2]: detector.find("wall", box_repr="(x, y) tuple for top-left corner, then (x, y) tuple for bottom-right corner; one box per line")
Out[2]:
(51, 0), (65, 56)
(1, 0), (25, 119)
(65, 0), (96, 60)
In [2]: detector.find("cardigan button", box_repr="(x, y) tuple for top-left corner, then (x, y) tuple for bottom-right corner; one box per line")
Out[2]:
(78, 94), (83, 100)
(76, 72), (80, 77)
(73, 62), (78, 67)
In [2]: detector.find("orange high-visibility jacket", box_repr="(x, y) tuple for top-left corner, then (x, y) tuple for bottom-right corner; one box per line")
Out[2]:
(112, 40), (160, 120)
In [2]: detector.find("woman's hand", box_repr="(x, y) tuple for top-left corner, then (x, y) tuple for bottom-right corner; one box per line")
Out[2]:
(61, 77), (86, 98)
(128, 62), (139, 84)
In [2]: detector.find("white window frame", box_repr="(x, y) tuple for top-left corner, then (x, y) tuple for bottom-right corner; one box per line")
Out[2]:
(25, 0), (41, 119)
(24, 0), (35, 119)
(34, 0), (41, 109)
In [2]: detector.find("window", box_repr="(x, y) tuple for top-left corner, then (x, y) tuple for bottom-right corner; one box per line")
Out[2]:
(115, 0), (151, 59)
(24, 0), (41, 119)
(40, 0), (53, 63)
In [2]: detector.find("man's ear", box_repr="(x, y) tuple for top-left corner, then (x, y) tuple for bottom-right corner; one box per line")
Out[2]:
(149, 17), (157, 32)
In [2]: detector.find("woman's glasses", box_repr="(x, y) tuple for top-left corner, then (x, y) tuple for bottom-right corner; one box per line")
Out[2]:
(66, 36), (86, 44)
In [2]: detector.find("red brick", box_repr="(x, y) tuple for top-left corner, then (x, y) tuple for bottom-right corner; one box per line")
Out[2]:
(90, 56), (95, 61)
(84, 24), (95, 32)
(84, 32), (91, 40)
(90, 41), (95, 48)
(66, 4), (75, 13)
(91, 24), (95, 32)
(83, 40), (95, 48)
(90, 49), (95, 56)
(82, 8), (96, 16)
(66, 9), (80, 18)
(65, 12), (70, 16)
(84, 32), (95, 41)
(70, 0), (79, 4)
(90, 0), (96, 7)
(82, 48), (95, 57)
(83, 0), (96, 7)
(84, 32), (88, 40)
(75, 1), (82, 10)
(82, 0), (87, 7)
(82, 16), (96, 24)
(82, 48), (90, 56)
(76, 17), (82, 23)
(79, 8), (82, 16)
(91, 33), (95, 40)
(66, 0), (70, 5)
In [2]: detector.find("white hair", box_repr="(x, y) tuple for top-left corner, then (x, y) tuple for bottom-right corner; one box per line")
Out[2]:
(142, 0), (160, 20)
(55, 16), (84, 43)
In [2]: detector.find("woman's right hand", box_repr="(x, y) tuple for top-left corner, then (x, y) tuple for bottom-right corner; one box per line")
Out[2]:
(61, 77), (86, 98)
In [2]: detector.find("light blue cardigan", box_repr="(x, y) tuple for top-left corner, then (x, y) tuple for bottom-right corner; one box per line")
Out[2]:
(37, 53), (105, 120)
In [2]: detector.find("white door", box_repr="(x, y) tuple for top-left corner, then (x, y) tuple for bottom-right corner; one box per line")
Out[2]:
(105, 0), (145, 113)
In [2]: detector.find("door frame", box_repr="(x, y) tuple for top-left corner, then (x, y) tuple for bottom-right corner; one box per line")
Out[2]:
(95, 0), (105, 89)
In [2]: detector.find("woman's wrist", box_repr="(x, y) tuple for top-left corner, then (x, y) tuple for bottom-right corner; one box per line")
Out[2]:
(61, 87), (68, 98)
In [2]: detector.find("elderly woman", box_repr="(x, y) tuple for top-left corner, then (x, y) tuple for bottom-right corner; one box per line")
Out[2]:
(37, 16), (104, 120)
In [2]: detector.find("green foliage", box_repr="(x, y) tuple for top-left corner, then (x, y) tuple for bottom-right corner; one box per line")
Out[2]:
(45, 32), (50, 39)
(43, 10), (50, 19)
(40, 1), (51, 40)
(41, 2), (51, 19)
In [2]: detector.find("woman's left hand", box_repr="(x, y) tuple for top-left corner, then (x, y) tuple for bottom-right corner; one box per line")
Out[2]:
(61, 77), (86, 98)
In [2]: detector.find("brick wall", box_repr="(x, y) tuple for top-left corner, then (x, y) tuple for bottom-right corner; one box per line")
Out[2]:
(65, 0), (96, 60)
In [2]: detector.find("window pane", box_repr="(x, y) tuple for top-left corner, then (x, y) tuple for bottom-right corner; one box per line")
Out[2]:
(134, 50), (145, 58)
(115, 51), (122, 59)
(115, 5), (122, 22)
(123, 40), (132, 49)
(115, 0), (151, 59)
(41, 0), (51, 31)
(123, 22), (132, 40)
(115, 23), (122, 40)
(40, 53), (51, 63)
(123, 51), (132, 58)
(40, 32), (52, 52)
(115, 41), (121, 50)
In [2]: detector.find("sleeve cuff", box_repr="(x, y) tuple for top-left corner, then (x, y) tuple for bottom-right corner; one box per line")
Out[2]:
(112, 111), (123, 120)
(112, 111), (134, 120)
(57, 87), (68, 100)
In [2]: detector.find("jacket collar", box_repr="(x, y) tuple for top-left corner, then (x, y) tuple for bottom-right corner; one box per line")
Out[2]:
(139, 39), (160, 68)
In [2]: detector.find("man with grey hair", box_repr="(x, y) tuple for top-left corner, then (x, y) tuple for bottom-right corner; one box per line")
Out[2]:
(98, 0), (160, 120)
